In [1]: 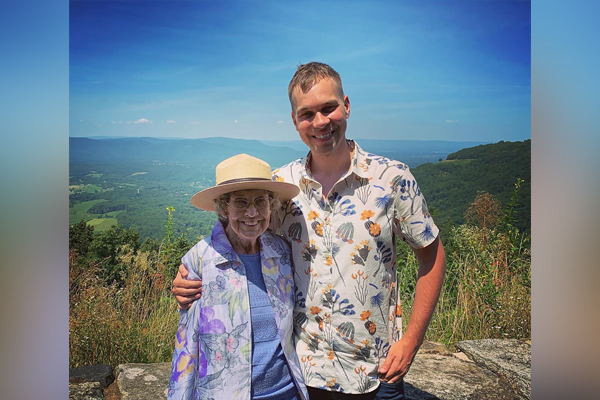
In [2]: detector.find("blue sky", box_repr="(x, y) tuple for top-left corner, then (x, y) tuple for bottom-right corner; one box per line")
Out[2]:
(69, 0), (531, 142)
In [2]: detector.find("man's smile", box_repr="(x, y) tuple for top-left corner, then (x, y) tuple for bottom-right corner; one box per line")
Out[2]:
(313, 130), (333, 140)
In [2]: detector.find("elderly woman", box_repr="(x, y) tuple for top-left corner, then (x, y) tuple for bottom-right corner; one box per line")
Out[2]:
(168, 154), (307, 400)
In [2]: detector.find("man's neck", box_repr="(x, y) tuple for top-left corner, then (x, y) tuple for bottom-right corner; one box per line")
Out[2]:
(309, 140), (353, 197)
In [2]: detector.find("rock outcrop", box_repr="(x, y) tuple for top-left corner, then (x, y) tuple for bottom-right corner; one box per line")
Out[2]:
(69, 381), (104, 400)
(455, 339), (531, 399)
(69, 339), (531, 400)
(69, 364), (115, 400)
(406, 352), (516, 399)
(70, 364), (115, 388)
(116, 362), (172, 400)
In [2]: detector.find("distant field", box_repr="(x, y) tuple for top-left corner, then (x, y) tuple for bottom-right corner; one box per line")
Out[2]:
(131, 172), (147, 176)
(70, 184), (103, 194)
(87, 217), (118, 231)
(69, 199), (108, 224)
(87, 173), (103, 178)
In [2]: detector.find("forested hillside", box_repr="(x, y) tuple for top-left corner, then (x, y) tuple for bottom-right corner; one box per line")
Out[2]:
(413, 139), (530, 233)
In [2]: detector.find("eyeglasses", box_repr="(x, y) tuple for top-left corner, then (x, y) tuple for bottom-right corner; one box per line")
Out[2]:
(227, 196), (273, 211)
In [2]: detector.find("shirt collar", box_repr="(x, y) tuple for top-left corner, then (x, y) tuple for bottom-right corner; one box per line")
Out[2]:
(347, 140), (371, 180)
(208, 220), (238, 267)
(301, 139), (370, 184)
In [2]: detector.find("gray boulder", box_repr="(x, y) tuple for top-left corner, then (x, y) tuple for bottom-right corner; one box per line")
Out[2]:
(69, 381), (104, 400)
(405, 345), (516, 399)
(116, 362), (172, 400)
(70, 364), (114, 388)
(456, 339), (531, 400)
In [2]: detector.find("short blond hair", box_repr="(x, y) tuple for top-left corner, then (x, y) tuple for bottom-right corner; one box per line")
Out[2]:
(288, 62), (344, 109)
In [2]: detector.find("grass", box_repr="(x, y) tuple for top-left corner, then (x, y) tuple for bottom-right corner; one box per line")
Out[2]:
(69, 248), (179, 369)
(69, 199), (125, 230)
(69, 199), (108, 224)
(87, 217), (119, 232)
(397, 224), (531, 349)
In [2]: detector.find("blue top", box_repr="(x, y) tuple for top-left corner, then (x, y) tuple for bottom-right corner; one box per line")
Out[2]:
(239, 252), (298, 400)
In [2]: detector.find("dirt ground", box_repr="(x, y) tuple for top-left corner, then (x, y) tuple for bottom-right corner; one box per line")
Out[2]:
(103, 381), (121, 400)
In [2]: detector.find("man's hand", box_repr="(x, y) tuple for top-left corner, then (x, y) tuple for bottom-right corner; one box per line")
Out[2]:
(171, 264), (202, 309)
(378, 337), (419, 383)
(379, 236), (446, 383)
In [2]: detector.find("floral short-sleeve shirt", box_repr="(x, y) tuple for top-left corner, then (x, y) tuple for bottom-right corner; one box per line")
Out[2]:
(271, 140), (439, 394)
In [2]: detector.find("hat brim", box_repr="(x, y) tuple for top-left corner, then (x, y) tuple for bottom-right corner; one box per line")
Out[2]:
(190, 180), (300, 212)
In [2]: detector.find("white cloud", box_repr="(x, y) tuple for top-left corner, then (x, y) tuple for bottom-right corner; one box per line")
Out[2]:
(127, 121), (132, 124)
(111, 120), (117, 124)
(234, 120), (239, 124)
(189, 121), (200, 125)
(166, 120), (176, 124)
(134, 118), (153, 124)
(276, 121), (283, 124)
(445, 120), (459, 123)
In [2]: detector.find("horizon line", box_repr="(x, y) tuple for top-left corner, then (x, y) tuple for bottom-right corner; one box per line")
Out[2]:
(67, 135), (527, 144)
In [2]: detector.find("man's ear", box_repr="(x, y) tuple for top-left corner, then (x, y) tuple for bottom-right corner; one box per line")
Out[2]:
(344, 95), (350, 119)
(291, 111), (298, 129)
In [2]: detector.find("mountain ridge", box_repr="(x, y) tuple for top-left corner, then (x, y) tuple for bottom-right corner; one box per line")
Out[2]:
(70, 136), (490, 169)
(413, 139), (531, 233)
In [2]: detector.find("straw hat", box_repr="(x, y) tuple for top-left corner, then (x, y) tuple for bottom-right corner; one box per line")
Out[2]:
(190, 154), (300, 212)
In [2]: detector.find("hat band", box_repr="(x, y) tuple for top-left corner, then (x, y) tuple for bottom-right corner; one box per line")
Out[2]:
(218, 177), (271, 185)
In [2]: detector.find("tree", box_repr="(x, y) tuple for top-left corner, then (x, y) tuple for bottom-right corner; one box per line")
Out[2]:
(464, 191), (503, 245)
(499, 178), (524, 232)
(88, 226), (140, 284)
(69, 219), (95, 257)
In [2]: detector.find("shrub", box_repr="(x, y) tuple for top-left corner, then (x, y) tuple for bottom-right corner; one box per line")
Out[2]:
(69, 246), (179, 368)
(397, 224), (531, 348)
(69, 206), (192, 368)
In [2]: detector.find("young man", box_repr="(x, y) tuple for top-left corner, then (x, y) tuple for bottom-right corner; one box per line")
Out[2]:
(172, 62), (446, 400)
